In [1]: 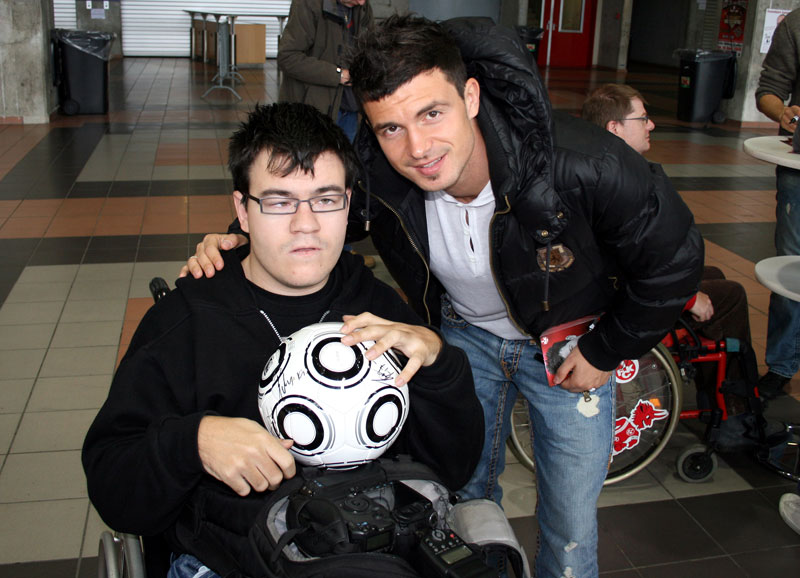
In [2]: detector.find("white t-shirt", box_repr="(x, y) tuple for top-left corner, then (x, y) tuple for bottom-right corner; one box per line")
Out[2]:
(425, 182), (529, 340)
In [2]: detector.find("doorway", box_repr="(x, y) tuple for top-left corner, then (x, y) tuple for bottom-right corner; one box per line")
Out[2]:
(531, 0), (598, 67)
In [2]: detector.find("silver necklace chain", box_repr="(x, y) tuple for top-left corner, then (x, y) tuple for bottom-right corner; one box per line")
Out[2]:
(258, 309), (331, 343)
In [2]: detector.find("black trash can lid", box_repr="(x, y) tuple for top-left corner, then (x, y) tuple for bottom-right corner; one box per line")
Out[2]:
(673, 48), (735, 62)
(53, 28), (114, 60)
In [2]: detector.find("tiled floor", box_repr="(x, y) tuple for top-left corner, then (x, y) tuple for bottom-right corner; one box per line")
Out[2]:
(0, 57), (799, 577)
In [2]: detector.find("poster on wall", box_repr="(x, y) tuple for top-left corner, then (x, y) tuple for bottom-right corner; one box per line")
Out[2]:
(761, 8), (792, 53)
(717, 0), (748, 54)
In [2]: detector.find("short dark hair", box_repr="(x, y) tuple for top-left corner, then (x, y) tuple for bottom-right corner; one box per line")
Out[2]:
(581, 84), (647, 129)
(228, 102), (360, 202)
(349, 14), (468, 104)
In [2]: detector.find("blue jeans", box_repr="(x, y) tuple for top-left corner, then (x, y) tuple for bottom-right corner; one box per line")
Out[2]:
(766, 165), (800, 378)
(168, 554), (220, 578)
(440, 301), (614, 578)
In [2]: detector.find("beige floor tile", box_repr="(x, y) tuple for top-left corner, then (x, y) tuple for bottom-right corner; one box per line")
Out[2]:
(599, 468), (673, 507)
(60, 299), (127, 323)
(50, 321), (123, 348)
(0, 499), (89, 563)
(0, 301), (64, 325)
(0, 450), (87, 501)
(75, 262), (134, 282)
(151, 165), (189, 180)
(16, 264), (78, 284)
(4, 281), (71, 303)
(499, 461), (537, 519)
(68, 279), (132, 302)
(27, 375), (111, 411)
(82, 505), (113, 558)
(11, 409), (97, 453)
(0, 413), (20, 454)
(0, 378), (35, 413)
(189, 164), (226, 179)
(39, 346), (119, 378)
(0, 323), (56, 350)
(644, 429), (751, 499)
(0, 349), (46, 380)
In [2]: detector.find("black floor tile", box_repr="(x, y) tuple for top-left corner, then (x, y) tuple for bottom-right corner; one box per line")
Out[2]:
(757, 485), (799, 510)
(188, 179), (229, 195)
(636, 556), (746, 577)
(137, 246), (191, 262)
(0, 239), (39, 266)
(598, 501), (723, 567)
(109, 180), (150, 197)
(679, 490), (800, 554)
(0, 559), (77, 578)
(138, 233), (189, 248)
(149, 179), (189, 196)
(696, 222), (777, 263)
(83, 247), (138, 263)
(731, 545), (800, 576)
(69, 181), (112, 198)
(76, 556), (98, 578)
(27, 248), (87, 266)
(87, 235), (139, 250)
(36, 236), (91, 251)
(718, 450), (799, 490)
(509, 515), (538, 568)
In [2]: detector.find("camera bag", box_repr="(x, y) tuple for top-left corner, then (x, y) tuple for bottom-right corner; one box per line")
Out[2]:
(168, 456), (529, 578)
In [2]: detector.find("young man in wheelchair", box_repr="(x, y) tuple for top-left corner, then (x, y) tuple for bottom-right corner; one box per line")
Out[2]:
(82, 102), (484, 577)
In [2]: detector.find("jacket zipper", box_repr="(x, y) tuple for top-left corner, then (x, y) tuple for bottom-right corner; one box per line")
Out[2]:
(372, 194), (434, 324)
(489, 195), (530, 337)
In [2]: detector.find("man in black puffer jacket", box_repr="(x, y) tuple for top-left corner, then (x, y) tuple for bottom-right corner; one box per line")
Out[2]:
(182, 16), (703, 578)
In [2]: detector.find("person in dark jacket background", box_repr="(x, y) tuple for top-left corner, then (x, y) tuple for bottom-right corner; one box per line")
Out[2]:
(83, 102), (483, 578)
(182, 16), (703, 578)
(755, 8), (800, 399)
(278, 0), (371, 141)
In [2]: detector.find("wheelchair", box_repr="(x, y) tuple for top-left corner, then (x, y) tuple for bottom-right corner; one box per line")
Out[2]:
(508, 321), (800, 485)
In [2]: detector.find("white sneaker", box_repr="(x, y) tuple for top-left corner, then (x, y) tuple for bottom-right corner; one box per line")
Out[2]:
(779, 493), (800, 535)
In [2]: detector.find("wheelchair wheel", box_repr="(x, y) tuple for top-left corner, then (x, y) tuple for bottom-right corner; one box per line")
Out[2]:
(508, 398), (535, 472)
(676, 444), (718, 483)
(98, 531), (146, 578)
(507, 343), (682, 486)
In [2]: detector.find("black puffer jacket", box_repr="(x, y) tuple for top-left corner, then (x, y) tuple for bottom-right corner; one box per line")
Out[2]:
(348, 18), (704, 371)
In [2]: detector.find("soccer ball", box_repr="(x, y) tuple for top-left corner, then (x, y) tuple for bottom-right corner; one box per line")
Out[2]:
(257, 322), (410, 468)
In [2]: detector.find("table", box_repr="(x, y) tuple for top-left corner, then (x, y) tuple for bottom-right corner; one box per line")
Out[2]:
(742, 135), (800, 170)
(743, 137), (800, 301)
(185, 10), (289, 100)
(755, 256), (800, 302)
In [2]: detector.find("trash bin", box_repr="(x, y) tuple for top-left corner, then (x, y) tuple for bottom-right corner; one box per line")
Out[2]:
(675, 49), (737, 123)
(51, 29), (113, 115)
(516, 26), (544, 62)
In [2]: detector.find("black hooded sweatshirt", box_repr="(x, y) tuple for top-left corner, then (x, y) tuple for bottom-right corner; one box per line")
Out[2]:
(82, 250), (483, 539)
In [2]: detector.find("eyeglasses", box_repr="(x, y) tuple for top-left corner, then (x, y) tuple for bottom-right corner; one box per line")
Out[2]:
(619, 115), (651, 123)
(243, 192), (348, 215)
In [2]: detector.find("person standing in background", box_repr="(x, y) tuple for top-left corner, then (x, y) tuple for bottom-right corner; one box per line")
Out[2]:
(277, 0), (371, 142)
(756, 8), (800, 399)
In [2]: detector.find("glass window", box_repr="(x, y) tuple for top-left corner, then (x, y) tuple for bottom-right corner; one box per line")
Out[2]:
(559, 0), (584, 33)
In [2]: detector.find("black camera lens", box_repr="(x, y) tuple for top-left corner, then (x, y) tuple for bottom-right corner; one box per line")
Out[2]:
(343, 497), (370, 512)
